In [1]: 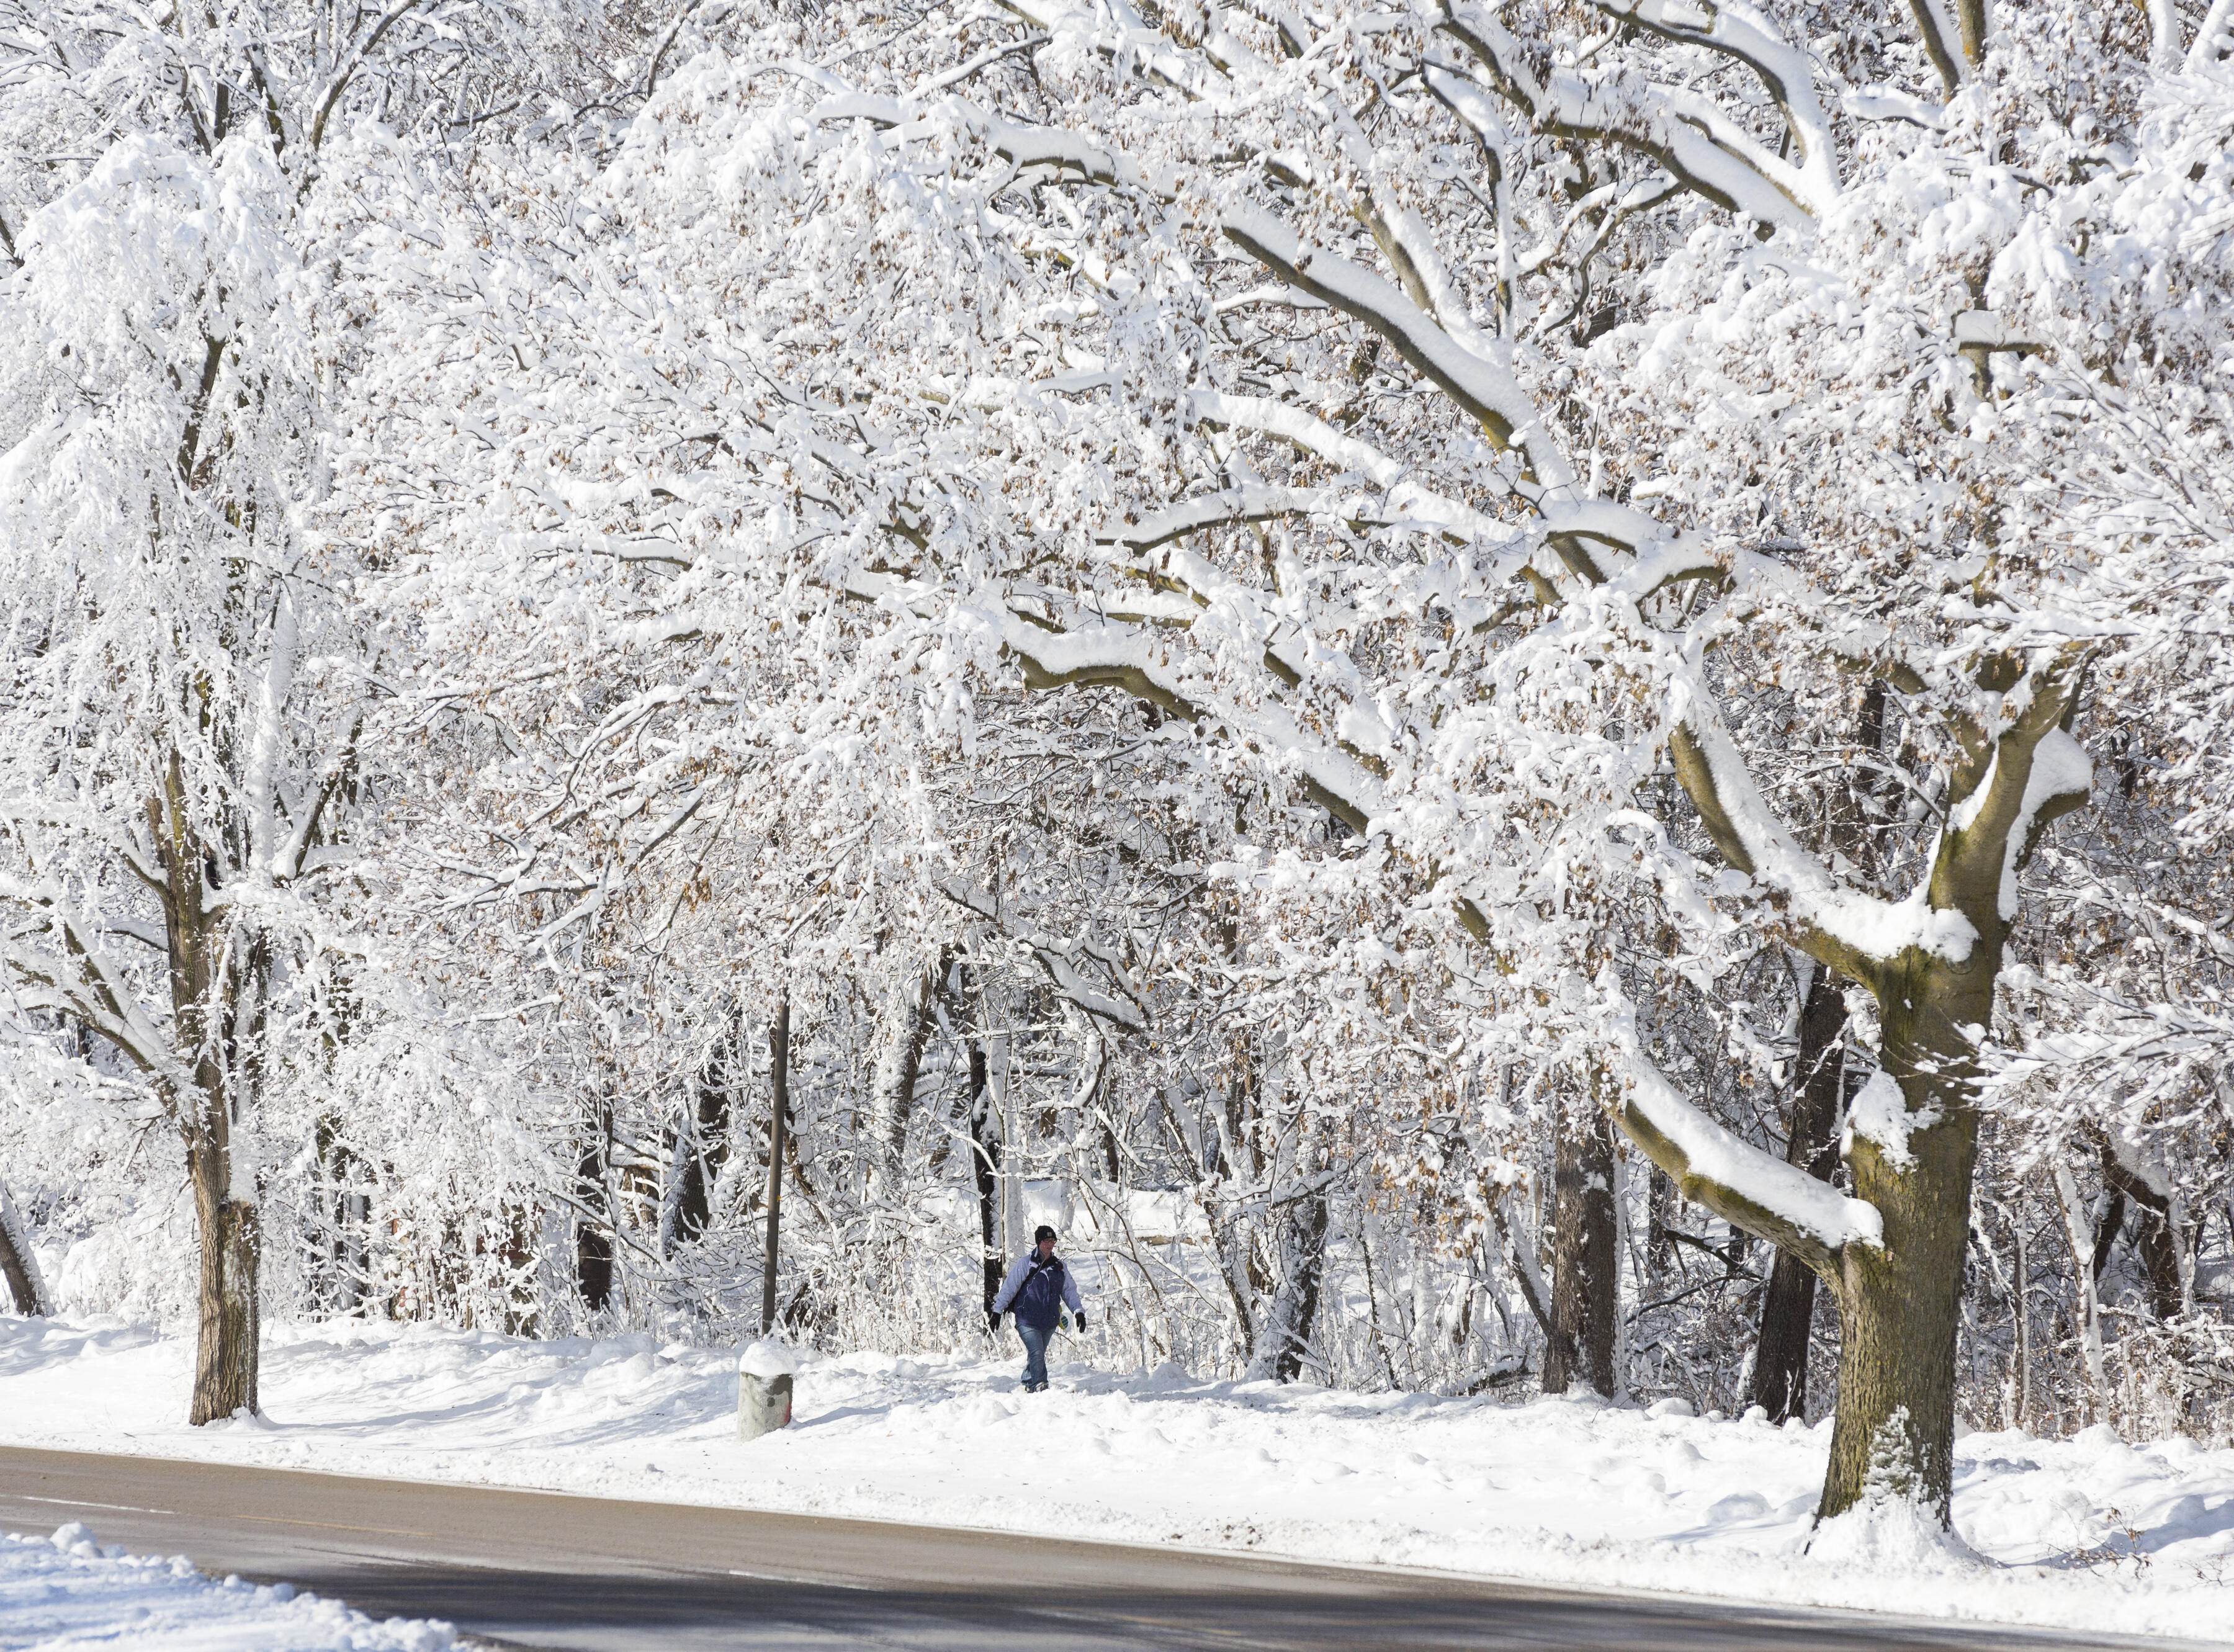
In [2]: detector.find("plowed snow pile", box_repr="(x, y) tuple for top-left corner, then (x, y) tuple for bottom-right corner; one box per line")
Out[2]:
(0, 1520), (452, 1650)
(2, 1316), (2230, 1642)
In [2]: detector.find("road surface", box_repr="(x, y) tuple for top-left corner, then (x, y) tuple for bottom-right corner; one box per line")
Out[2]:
(0, 1445), (2184, 1650)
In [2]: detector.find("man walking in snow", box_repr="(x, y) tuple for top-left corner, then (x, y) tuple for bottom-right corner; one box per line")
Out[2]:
(989, 1224), (1085, 1393)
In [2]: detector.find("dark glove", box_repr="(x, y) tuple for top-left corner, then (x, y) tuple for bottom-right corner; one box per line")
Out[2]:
(1075, 1310), (1088, 1330)
(987, 1310), (1002, 1331)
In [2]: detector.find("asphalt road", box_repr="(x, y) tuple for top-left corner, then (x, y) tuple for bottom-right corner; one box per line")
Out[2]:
(0, 1445), (2189, 1651)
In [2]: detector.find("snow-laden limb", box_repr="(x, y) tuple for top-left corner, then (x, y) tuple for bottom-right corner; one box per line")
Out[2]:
(1609, 544), (1936, 696)
(1610, 1039), (1884, 1275)
(1662, 681), (1969, 983)
(1217, 203), (1571, 482)
(998, 614), (1388, 835)
(1182, 393), (1534, 548)
(1437, 6), (1819, 228)
(1096, 485), (1333, 554)
(1996, 727), (2093, 922)
(0, 882), (190, 1085)
(1904, 0), (1974, 96)
(2189, 0), (2234, 70)
(1929, 653), (2096, 932)
(1839, 84), (1949, 129)
(1583, 0), (1839, 209)
(935, 876), (1148, 1030)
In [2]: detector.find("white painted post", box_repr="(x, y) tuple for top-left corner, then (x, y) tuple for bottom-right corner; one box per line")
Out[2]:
(737, 1371), (793, 1441)
(737, 1338), (798, 1442)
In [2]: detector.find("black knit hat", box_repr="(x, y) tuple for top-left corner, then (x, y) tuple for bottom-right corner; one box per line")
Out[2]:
(1033, 1224), (1057, 1242)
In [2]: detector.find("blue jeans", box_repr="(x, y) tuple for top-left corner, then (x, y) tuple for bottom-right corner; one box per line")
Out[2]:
(1015, 1322), (1052, 1390)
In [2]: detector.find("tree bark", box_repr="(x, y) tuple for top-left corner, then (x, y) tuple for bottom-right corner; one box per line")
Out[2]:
(575, 1120), (614, 1314)
(867, 950), (946, 1200)
(1543, 1103), (1618, 1397)
(966, 1036), (1003, 1318)
(1246, 1118), (1330, 1383)
(2099, 1138), (2187, 1321)
(1659, 657), (2092, 1525)
(186, 1123), (259, 1424)
(1750, 966), (1847, 1422)
(1816, 946), (1991, 1521)
(675, 1012), (740, 1246)
(0, 1177), (50, 1316)
(1258, 1186), (1330, 1382)
(157, 753), (264, 1427)
(761, 996), (789, 1334)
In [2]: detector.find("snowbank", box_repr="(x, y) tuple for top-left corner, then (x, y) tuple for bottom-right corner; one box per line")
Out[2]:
(1, 1314), (2230, 1642)
(0, 1520), (453, 1650)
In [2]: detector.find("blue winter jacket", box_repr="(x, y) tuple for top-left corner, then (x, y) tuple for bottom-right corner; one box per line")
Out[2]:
(992, 1251), (1083, 1331)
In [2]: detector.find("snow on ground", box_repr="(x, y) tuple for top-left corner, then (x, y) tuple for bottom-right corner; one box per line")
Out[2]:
(2, 1316), (2231, 1645)
(0, 1520), (453, 1650)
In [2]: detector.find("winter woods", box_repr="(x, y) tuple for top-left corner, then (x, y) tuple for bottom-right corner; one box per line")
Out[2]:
(3, 0), (2233, 1538)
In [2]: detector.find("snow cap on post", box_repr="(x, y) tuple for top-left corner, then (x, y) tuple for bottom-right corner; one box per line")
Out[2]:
(738, 1337), (801, 1378)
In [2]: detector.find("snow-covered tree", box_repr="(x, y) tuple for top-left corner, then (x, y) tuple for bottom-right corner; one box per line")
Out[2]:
(0, 0), (609, 1419)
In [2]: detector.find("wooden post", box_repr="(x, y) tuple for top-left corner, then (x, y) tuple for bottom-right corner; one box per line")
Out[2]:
(761, 995), (789, 1335)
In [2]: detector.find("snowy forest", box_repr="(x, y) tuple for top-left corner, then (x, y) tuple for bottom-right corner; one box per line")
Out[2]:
(2, 0), (2232, 1533)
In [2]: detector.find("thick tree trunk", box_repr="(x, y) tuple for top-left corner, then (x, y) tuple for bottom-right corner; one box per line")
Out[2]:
(186, 1129), (259, 1424)
(761, 997), (789, 1334)
(1543, 1104), (1618, 1397)
(1818, 949), (1991, 1522)
(1663, 661), (2091, 1527)
(1751, 966), (1848, 1422)
(0, 1177), (50, 1316)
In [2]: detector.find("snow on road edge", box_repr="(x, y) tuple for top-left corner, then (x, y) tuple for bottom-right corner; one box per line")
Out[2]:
(0, 1521), (454, 1650)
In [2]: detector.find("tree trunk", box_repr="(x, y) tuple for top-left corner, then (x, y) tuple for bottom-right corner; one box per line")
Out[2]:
(1818, 948), (1991, 1522)
(1246, 1118), (1330, 1383)
(575, 1121), (614, 1314)
(675, 1012), (739, 1246)
(2099, 1138), (2187, 1321)
(1543, 1103), (1618, 1397)
(1255, 1187), (1330, 1382)
(867, 950), (945, 1200)
(154, 755), (265, 1425)
(0, 1177), (50, 1316)
(1751, 966), (1847, 1422)
(967, 1037), (1003, 1318)
(2052, 1156), (2107, 1421)
(186, 1125), (259, 1424)
(2011, 1219), (2031, 1429)
(312, 1121), (367, 1316)
(1662, 661), (2091, 1527)
(761, 996), (789, 1334)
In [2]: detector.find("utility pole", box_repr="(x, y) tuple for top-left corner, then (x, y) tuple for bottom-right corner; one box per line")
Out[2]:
(761, 995), (789, 1334)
